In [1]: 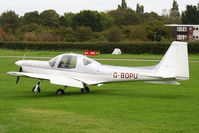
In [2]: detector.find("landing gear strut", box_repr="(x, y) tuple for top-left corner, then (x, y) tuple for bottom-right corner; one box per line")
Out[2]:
(81, 86), (90, 93)
(32, 81), (41, 93)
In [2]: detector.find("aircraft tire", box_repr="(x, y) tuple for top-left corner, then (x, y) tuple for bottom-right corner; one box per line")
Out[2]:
(32, 86), (41, 93)
(81, 87), (90, 93)
(56, 89), (65, 95)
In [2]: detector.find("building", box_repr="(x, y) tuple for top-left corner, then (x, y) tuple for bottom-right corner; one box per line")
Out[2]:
(166, 24), (199, 41)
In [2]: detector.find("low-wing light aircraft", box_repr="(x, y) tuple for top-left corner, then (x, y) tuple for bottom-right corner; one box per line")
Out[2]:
(7, 41), (189, 95)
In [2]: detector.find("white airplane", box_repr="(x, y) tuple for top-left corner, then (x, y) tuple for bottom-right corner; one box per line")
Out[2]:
(7, 41), (189, 95)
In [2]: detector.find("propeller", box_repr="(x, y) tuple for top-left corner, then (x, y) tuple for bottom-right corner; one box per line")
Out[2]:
(16, 67), (22, 84)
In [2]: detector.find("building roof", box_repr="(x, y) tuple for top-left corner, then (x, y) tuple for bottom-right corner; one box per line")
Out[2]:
(165, 24), (199, 27)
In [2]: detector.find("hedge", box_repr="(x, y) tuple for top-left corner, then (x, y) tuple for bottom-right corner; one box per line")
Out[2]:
(0, 41), (199, 54)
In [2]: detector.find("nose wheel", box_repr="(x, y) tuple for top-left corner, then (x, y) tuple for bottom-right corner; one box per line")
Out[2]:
(32, 81), (41, 93)
(32, 85), (41, 93)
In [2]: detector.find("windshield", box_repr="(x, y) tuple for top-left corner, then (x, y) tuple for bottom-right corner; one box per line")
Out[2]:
(49, 57), (58, 67)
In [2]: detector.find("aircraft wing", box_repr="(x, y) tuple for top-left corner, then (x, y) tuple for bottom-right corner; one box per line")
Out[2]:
(7, 72), (84, 88)
(49, 76), (84, 88)
(7, 72), (50, 79)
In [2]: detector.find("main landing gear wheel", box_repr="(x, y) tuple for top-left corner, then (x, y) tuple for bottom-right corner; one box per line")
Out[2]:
(32, 85), (41, 93)
(56, 89), (65, 95)
(81, 86), (90, 93)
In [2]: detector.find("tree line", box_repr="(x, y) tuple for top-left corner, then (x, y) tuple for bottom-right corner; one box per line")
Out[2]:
(0, 0), (198, 42)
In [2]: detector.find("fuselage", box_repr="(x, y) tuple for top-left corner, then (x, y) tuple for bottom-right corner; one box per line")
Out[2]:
(15, 54), (166, 85)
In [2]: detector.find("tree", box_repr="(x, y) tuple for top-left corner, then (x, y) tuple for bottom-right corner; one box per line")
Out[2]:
(59, 16), (68, 27)
(118, 0), (128, 11)
(40, 10), (60, 27)
(0, 10), (20, 26)
(108, 9), (140, 26)
(73, 10), (103, 32)
(171, 0), (179, 11)
(145, 20), (171, 41)
(0, 10), (20, 33)
(136, 4), (144, 14)
(22, 11), (41, 25)
(100, 13), (115, 30)
(198, 2), (199, 10)
(64, 12), (76, 27)
(182, 5), (199, 24)
(169, 0), (180, 23)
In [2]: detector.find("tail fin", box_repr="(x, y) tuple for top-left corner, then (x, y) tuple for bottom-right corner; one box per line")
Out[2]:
(156, 41), (189, 80)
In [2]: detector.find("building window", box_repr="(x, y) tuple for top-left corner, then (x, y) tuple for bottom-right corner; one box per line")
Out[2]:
(193, 36), (199, 40)
(177, 27), (187, 32)
(177, 35), (187, 40)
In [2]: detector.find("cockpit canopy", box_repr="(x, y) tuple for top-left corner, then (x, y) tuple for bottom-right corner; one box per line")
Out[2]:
(49, 54), (100, 69)
(58, 55), (77, 69)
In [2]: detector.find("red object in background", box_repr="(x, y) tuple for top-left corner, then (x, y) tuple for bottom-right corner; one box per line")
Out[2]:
(83, 51), (97, 55)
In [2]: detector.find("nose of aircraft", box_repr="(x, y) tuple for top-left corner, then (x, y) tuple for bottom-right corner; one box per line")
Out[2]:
(15, 60), (23, 66)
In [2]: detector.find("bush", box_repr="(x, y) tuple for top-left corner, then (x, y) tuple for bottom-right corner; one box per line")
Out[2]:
(24, 32), (60, 42)
(19, 23), (44, 33)
(105, 27), (124, 42)
(122, 25), (148, 41)
(54, 27), (76, 42)
(24, 32), (37, 41)
(0, 41), (199, 54)
(74, 27), (93, 42)
(2, 34), (16, 41)
(37, 33), (60, 42)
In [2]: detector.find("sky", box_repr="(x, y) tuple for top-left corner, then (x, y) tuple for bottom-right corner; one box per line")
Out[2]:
(0, 0), (198, 16)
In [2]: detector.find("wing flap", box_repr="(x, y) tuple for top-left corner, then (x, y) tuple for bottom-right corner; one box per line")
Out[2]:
(50, 76), (84, 88)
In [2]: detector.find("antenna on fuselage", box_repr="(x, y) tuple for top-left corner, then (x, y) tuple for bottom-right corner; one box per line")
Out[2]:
(22, 46), (28, 60)
(16, 45), (28, 84)
(23, 53), (26, 60)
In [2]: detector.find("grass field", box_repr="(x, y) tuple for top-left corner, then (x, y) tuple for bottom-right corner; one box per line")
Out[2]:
(0, 49), (199, 60)
(0, 50), (199, 133)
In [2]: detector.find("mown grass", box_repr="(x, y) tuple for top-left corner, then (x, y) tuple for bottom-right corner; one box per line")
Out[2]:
(0, 52), (199, 133)
(0, 49), (199, 60)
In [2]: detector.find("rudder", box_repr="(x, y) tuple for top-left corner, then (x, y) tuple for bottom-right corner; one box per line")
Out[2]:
(156, 41), (189, 80)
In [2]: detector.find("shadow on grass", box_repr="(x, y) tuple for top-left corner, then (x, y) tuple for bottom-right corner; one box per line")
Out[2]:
(92, 89), (187, 99)
(11, 88), (187, 100)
